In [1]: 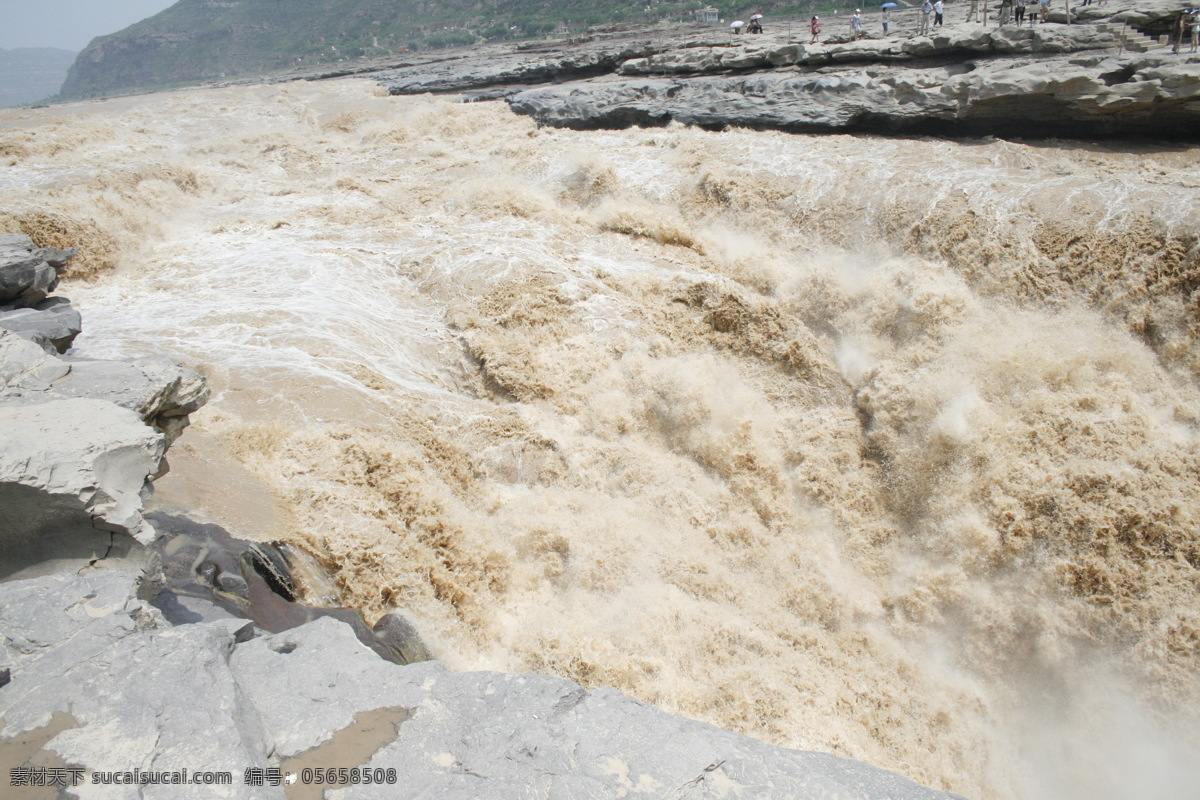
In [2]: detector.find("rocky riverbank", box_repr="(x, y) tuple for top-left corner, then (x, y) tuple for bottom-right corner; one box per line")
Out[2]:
(0, 236), (963, 797)
(357, 0), (1200, 139)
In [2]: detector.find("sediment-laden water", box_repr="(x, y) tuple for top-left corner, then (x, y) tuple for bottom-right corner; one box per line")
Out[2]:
(2, 79), (1198, 800)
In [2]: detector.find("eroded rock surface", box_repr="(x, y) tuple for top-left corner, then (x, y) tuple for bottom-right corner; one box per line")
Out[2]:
(0, 338), (209, 573)
(508, 51), (1200, 138)
(0, 397), (164, 577)
(360, 0), (1200, 140)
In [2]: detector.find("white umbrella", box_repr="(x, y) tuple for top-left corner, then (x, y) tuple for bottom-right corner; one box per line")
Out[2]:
(750, 13), (764, 19)
(731, 20), (745, 27)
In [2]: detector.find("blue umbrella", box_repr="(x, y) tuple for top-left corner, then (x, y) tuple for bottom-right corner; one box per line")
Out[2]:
(880, 2), (898, 7)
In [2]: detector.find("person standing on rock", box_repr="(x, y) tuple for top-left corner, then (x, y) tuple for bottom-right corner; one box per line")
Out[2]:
(851, 9), (864, 39)
(998, 0), (1012, 25)
(967, 0), (981, 22)
(810, 15), (821, 42)
(934, 0), (945, 25)
(882, 7), (891, 33)
(919, 1), (933, 34)
(1172, 12), (1187, 53)
(1192, 14), (1199, 53)
(1015, 0), (1026, 24)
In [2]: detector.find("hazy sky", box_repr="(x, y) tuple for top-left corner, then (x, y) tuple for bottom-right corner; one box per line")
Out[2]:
(0, 0), (177, 51)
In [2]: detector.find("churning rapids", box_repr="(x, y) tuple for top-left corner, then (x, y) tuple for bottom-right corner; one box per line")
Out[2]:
(2, 79), (1199, 800)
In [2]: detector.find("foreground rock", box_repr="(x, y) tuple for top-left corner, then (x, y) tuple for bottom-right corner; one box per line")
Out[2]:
(0, 297), (83, 353)
(0, 561), (962, 799)
(35, 353), (210, 443)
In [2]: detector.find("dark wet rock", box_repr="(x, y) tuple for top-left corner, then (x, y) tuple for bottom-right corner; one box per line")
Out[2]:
(143, 513), (431, 665)
(0, 296), (83, 353)
(0, 237), (60, 309)
(31, 245), (78, 268)
(373, 612), (432, 665)
(0, 234), (77, 308)
(0, 256), (57, 306)
(246, 540), (297, 602)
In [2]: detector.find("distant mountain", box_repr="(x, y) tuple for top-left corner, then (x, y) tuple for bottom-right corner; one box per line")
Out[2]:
(0, 48), (78, 107)
(58, 0), (795, 100)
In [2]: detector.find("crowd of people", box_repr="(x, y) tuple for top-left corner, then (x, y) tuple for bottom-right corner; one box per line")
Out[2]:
(1172, 9), (1200, 53)
(796, 0), (1199, 44)
(761, 0), (1199, 51)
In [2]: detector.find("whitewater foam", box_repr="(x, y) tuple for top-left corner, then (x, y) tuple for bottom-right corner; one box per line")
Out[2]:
(2, 79), (1198, 800)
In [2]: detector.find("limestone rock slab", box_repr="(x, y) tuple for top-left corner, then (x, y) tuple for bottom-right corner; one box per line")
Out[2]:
(1, 570), (962, 800)
(0, 330), (70, 392)
(509, 53), (1200, 139)
(53, 355), (211, 443)
(0, 398), (166, 552)
(0, 329), (210, 444)
(0, 565), (279, 800)
(231, 618), (962, 800)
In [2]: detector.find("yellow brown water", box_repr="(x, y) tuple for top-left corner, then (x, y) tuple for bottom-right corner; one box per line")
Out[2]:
(279, 707), (410, 800)
(2, 79), (1197, 800)
(0, 712), (84, 797)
